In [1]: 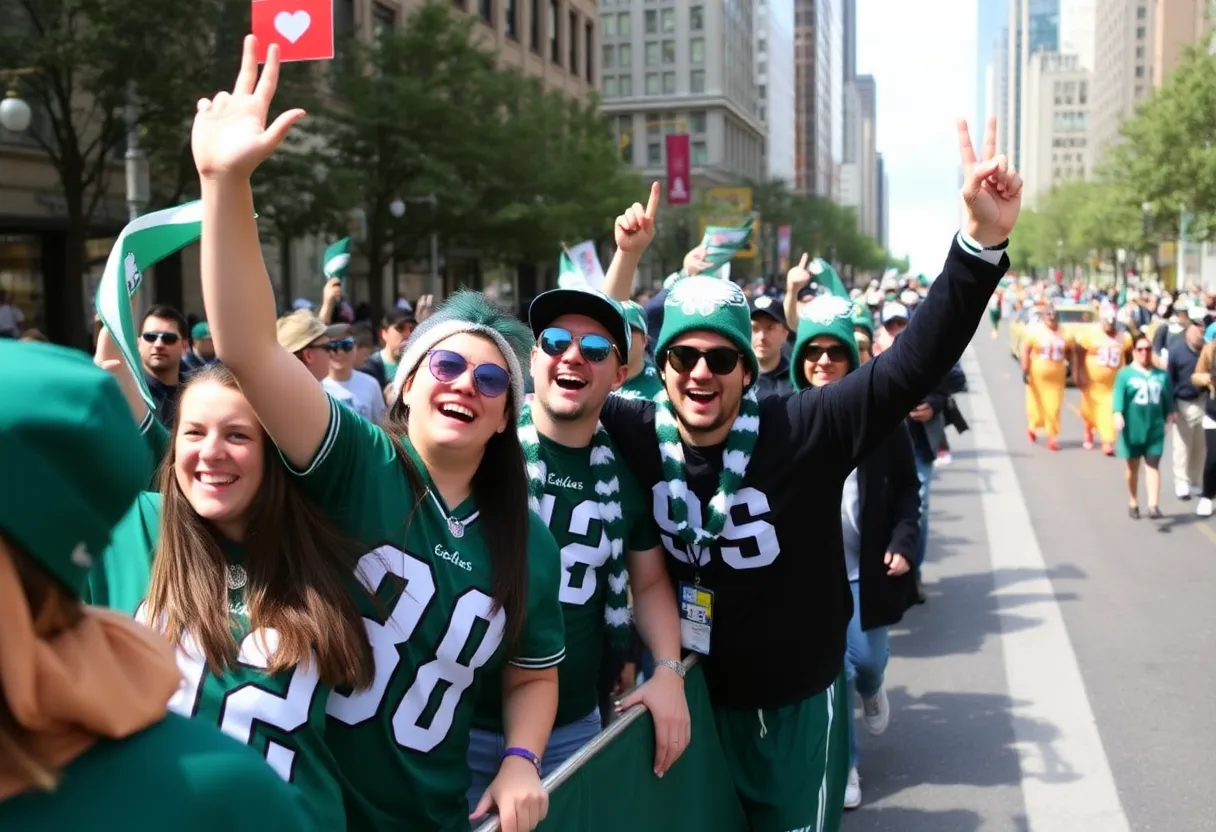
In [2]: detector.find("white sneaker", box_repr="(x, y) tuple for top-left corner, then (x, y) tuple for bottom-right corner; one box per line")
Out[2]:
(1176, 481), (1192, 500)
(1198, 498), (1213, 518)
(844, 767), (862, 810)
(862, 686), (890, 735)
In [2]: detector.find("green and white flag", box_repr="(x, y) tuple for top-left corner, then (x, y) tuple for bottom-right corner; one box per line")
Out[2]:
(700, 217), (753, 278)
(95, 201), (204, 411)
(557, 240), (605, 289)
(322, 237), (352, 280)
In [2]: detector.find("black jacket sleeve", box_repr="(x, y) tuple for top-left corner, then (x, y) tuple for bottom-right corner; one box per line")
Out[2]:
(885, 425), (921, 558)
(784, 236), (1006, 472)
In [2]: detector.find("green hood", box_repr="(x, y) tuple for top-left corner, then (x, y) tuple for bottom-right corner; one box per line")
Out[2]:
(790, 295), (860, 390)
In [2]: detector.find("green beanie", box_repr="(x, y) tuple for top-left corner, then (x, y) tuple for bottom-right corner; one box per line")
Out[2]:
(851, 302), (874, 337)
(621, 299), (648, 335)
(790, 295), (860, 390)
(0, 341), (151, 597)
(656, 275), (759, 389)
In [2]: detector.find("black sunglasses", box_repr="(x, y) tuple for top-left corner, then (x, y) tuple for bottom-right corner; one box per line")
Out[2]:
(803, 344), (851, 363)
(538, 327), (618, 363)
(141, 331), (180, 346)
(326, 338), (355, 353)
(427, 349), (511, 398)
(665, 345), (742, 375)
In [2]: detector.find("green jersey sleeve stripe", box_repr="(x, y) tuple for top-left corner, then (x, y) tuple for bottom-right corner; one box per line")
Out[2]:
(138, 409), (155, 434)
(282, 394), (343, 477)
(509, 648), (566, 670)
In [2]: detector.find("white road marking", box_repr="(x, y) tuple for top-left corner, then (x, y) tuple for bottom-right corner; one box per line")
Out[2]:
(963, 346), (1131, 831)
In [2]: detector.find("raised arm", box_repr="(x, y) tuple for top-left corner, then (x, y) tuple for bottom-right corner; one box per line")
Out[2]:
(791, 117), (1019, 466)
(193, 37), (330, 469)
(602, 182), (661, 302)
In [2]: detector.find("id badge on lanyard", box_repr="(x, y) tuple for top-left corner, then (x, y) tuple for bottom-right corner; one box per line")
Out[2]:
(679, 579), (714, 655)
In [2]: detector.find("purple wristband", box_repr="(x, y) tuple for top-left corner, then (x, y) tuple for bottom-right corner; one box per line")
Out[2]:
(502, 746), (541, 774)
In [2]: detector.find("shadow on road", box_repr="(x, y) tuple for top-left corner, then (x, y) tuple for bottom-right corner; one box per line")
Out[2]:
(889, 567), (1083, 660)
(844, 807), (1027, 832)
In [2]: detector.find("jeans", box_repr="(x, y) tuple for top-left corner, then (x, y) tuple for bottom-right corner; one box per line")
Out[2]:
(913, 454), (935, 570)
(466, 708), (601, 811)
(845, 580), (890, 768)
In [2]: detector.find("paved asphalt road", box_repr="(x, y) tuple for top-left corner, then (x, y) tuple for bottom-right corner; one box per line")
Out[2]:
(844, 329), (1216, 832)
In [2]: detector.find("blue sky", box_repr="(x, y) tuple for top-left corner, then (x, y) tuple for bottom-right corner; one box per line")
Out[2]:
(857, 0), (977, 276)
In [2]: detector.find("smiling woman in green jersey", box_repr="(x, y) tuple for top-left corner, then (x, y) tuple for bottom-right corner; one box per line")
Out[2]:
(83, 354), (376, 830)
(191, 38), (566, 832)
(0, 341), (314, 831)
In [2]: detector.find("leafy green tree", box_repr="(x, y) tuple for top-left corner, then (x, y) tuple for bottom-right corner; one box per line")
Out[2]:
(0, 0), (216, 346)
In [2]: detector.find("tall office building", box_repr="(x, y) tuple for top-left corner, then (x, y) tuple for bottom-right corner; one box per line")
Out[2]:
(991, 28), (1011, 152)
(977, 0), (1010, 131)
(1059, 0), (1097, 69)
(841, 74), (877, 237)
(757, 0), (797, 183)
(1088, 0), (1154, 171)
(1022, 52), (1089, 204)
(875, 153), (889, 249)
(1154, 0), (1211, 86)
(1006, 0), (1061, 172)
(794, 0), (843, 196)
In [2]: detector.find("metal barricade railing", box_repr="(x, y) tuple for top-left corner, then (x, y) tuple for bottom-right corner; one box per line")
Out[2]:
(472, 654), (699, 832)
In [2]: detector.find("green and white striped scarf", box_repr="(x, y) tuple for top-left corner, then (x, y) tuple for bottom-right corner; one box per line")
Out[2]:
(517, 403), (631, 648)
(654, 387), (761, 547)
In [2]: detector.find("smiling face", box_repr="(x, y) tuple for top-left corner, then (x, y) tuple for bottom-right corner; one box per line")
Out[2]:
(173, 380), (265, 540)
(661, 331), (750, 444)
(530, 313), (626, 424)
(402, 331), (511, 454)
(802, 335), (850, 387)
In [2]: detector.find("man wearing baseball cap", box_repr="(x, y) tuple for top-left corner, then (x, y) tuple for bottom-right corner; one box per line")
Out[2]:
(275, 309), (345, 383)
(750, 294), (792, 398)
(467, 284), (689, 803)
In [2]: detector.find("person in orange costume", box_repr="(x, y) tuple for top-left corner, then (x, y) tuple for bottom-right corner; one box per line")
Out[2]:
(1020, 304), (1072, 451)
(1074, 305), (1132, 455)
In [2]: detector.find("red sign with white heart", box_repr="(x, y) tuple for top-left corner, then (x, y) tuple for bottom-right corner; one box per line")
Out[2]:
(251, 0), (335, 63)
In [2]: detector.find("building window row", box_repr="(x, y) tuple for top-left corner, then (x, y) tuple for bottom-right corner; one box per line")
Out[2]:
(601, 68), (705, 97)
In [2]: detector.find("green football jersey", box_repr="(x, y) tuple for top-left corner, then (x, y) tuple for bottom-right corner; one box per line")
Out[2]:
(0, 713), (315, 831)
(474, 433), (659, 731)
(287, 397), (567, 831)
(1114, 365), (1173, 446)
(613, 361), (664, 401)
(86, 495), (347, 831)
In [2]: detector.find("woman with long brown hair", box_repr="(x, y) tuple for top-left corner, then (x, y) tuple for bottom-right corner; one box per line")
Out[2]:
(0, 341), (311, 829)
(85, 354), (375, 829)
(192, 37), (566, 832)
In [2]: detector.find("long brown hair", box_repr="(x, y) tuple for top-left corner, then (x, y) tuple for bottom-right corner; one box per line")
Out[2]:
(144, 365), (373, 689)
(386, 364), (530, 649)
(0, 542), (82, 792)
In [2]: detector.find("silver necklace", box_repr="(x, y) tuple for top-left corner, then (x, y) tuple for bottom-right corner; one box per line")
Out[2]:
(428, 490), (465, 538)
(227, 563), (248, 590)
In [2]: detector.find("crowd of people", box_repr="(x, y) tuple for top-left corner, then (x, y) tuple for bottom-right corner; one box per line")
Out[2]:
(1000, 278), (1216, 519)
(0, 38), (1023, 832)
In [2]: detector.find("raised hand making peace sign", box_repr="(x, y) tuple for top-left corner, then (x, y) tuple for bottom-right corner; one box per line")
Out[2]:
(192, 37), (306, 182)
(958, 116), (1022, 247)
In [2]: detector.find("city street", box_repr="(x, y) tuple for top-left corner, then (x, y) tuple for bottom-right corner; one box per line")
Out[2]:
(845, 328), (1216, 832)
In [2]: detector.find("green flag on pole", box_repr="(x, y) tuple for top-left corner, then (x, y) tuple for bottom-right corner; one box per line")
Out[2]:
(323, 237), (352, 281)
(701, 217), (754, 278)
(96, 201), (204, 411)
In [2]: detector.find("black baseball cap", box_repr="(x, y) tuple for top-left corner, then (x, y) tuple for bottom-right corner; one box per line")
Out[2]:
(528, 286), (631, 359)
(750, 295), (787, 328)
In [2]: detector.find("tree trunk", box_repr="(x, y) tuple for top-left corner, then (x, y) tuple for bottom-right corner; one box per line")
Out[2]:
(280, 236), (294, 309)
(58, 217), (90, 351)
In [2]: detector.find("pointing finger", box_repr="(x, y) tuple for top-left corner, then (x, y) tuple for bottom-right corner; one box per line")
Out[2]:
(957, 119), (978, 169)
(798, 252), (809, 270)
(645, 181), (660, 220)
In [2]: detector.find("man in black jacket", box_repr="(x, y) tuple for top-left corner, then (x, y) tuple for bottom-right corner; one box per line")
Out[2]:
(591, 118), (1021, 831)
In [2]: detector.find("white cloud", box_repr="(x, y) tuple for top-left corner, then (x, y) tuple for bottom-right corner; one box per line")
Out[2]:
(857, 0), (977, 276)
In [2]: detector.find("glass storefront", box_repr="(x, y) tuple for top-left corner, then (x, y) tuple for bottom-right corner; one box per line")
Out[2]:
(0, 235), (43, 334)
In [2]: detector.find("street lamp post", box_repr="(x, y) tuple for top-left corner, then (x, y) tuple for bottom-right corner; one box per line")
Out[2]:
(124, 81), (150, 221)
(389, 194), (440, 298)
(0, 68), (36, 134)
